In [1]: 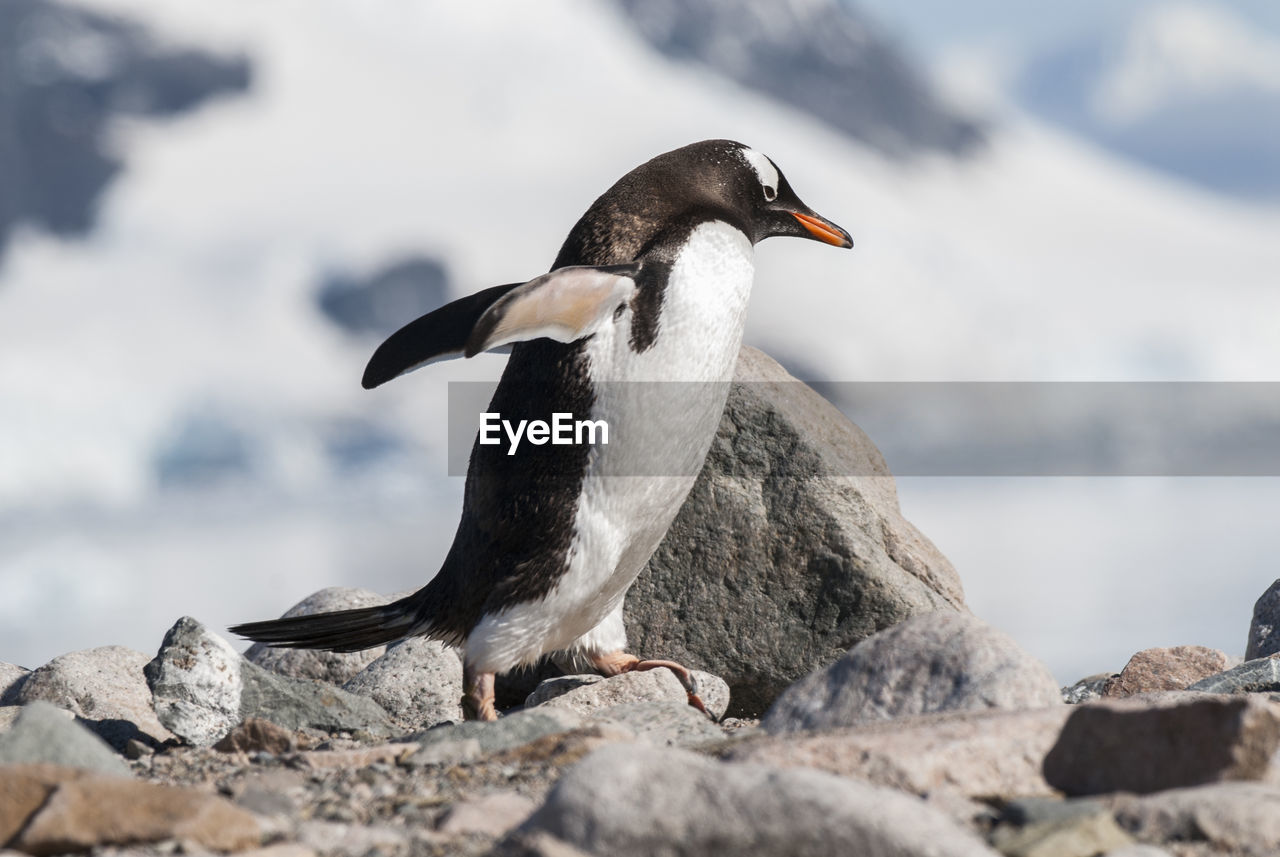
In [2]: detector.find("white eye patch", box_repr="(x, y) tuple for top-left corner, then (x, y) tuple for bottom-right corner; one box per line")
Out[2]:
(740, 147), (779, 202)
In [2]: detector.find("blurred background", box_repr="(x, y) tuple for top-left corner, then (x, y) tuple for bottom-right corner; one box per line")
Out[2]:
(2, 0), (1279, 683)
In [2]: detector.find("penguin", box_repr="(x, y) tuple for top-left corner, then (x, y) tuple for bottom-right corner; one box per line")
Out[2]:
(232, 139), (852, 720)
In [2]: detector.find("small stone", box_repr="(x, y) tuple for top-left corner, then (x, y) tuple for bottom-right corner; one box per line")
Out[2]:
(495, 831), (593, 857)
(293, 744), (414, 769)
(527, 669), (728, 720)
(762, 611), (1061, 734)
(1102, 646), (1233, 697)
(404, 737), (482, 767)
(145, 617), (245, 746)
(12, 646), (175, 748)
(245, 587), (392, 684)
(11, 775), (261, 854)
(412, 707), (585, 757)
(122, 739), (152, 760)
(214, 718), (297, 754)
(295, 820), (407, 855)
(229, 845), (318, 857)
(0, 662), (30, 703)
(342, 637), (464, 730)
(439, 791), (538, 837)
(0, 702), (130, 777)
(591, 701), (723, 747)
(1062, 675), (1110, 704)
(1099, 848), (1173, 857)
(1246, 579), (1280, 660)
(731, 706), (1071, 798)
(1111, 782), (1280, 855)
(1188, 655), (1280, 694)
(1043, 692), (1280, 796)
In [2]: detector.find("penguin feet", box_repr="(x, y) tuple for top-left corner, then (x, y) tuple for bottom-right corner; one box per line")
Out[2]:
(462, 666), (497, 721)
(590, 651), (712, 720)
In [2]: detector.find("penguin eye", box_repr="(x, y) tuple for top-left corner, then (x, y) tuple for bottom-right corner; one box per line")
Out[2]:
(763, 185), (777, 202)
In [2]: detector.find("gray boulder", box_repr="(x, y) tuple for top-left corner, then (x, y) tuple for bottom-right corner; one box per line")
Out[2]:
(628, 347), (966, 717)
(0, 701), (130, 776)
(762, 611), (1061, 734)
(146, 616), (392, 746)
(244, 587), (391, 684)
(515, 743), (1000, 856)
(1246, 579), (1280, 660)
(10, 646), (174, 749)
(1111, 782), (1280, 856)
(1188, 656), (1280, 694)
(0, 661), (29, 702)
(342, 637), (464, 730)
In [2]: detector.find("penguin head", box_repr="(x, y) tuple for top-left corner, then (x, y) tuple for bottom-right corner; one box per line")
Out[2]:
(724, 142), (853, 249)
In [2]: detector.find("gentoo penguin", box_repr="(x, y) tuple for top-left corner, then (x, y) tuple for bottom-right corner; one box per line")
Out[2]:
(232, 139), (851, 720)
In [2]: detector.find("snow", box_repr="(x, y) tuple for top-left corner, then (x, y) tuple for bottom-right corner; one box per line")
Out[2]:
(1, 0), (1278, 678)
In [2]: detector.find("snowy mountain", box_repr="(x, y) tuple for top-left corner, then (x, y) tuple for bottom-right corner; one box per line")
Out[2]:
(1, 0), (1278, 681)
(1015, 1), (1280, 199)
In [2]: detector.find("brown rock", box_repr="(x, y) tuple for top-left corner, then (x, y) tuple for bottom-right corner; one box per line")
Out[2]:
(1103, 646), (1234, 697)
(1111, 782), (1280, 855)
(1043, 692), (1280, 796)
(0, 765), (93, 845)
(12, 776), (261, 854)
(214, 718), (297, 754)
(729, 706), (1071, 798)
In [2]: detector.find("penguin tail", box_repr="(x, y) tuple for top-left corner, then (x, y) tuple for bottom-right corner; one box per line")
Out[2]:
(230, 595), (423, 653)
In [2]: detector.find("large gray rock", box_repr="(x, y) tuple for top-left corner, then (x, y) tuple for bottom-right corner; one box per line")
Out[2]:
(731, 706), (1072, 798)
(342, 638), (463, 730)
(628, 347), (966, 717)
(11, 646), (175, 749)
(762, 611), (1061, 734)
(244, 587), (391, 684)
(515, 743), (1000, 856)
(1246, 579), (1280, 660)
(0, 701), (130, 776)
(146, 616), (392, 746)
(1043, 692), (1280, 796)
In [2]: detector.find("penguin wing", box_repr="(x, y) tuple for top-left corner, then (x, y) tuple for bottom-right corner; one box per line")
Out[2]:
(362, 264), (640, 389)
(464, 263), (640, 357)
(362, 282), (523, 389)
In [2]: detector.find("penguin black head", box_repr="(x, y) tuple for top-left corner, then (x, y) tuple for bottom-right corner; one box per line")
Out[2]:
(558, 139), (852, 267)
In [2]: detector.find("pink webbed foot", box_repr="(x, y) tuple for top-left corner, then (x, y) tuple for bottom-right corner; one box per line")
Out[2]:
(590, 651), (712, 719)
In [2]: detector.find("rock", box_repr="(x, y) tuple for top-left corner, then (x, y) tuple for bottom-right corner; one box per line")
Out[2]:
(1246, 579), (1280, 660)
(1100, 848), (1172, 857)
(8, 768), (261, 855)
(0, 702), (130, 776)
(628, 347), (966, 717)
(1062, 674), (1110, 704)
(342, 637), (464, 730)
(11, 646), (174, 748)
(497, 831), (594, 857)
(990, 800), (1134, 857)
(408, 707), (586, 764)
(516, 743), (1000, 856)
(292, 744), (414, 770)
(1111, 782), (1280, 855)
(0, 662), (29, 703)
(1188, 655), (1280, 694)
(527, 669), (729, 721)
(245, 587), (391, 684)
(1043, 692), (1280, 796)
(295, 820), (407, 855)
(146, 616), (392, 746)
(1102, 646), (1233, 697)
(762, 611), (1061, 734)
(439, 791), (538, 837)
(0, 764), (91, 845)
(592, 701), (723, 747)
(731, 706), (1071, 798)
(213, 718), (298, 754)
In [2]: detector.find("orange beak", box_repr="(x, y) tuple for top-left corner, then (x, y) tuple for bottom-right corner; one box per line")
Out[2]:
(792, 211), (853, 248)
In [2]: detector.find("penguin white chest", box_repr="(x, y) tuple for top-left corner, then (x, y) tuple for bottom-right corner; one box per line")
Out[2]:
(464, 221), (755, 672)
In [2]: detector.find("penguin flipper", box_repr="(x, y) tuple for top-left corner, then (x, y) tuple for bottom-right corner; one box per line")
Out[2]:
(464, 263), (640, 357)
(362, 282), (523, 389)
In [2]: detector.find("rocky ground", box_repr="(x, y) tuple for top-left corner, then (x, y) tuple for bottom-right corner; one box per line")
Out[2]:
(4, 349), (1280, 856)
